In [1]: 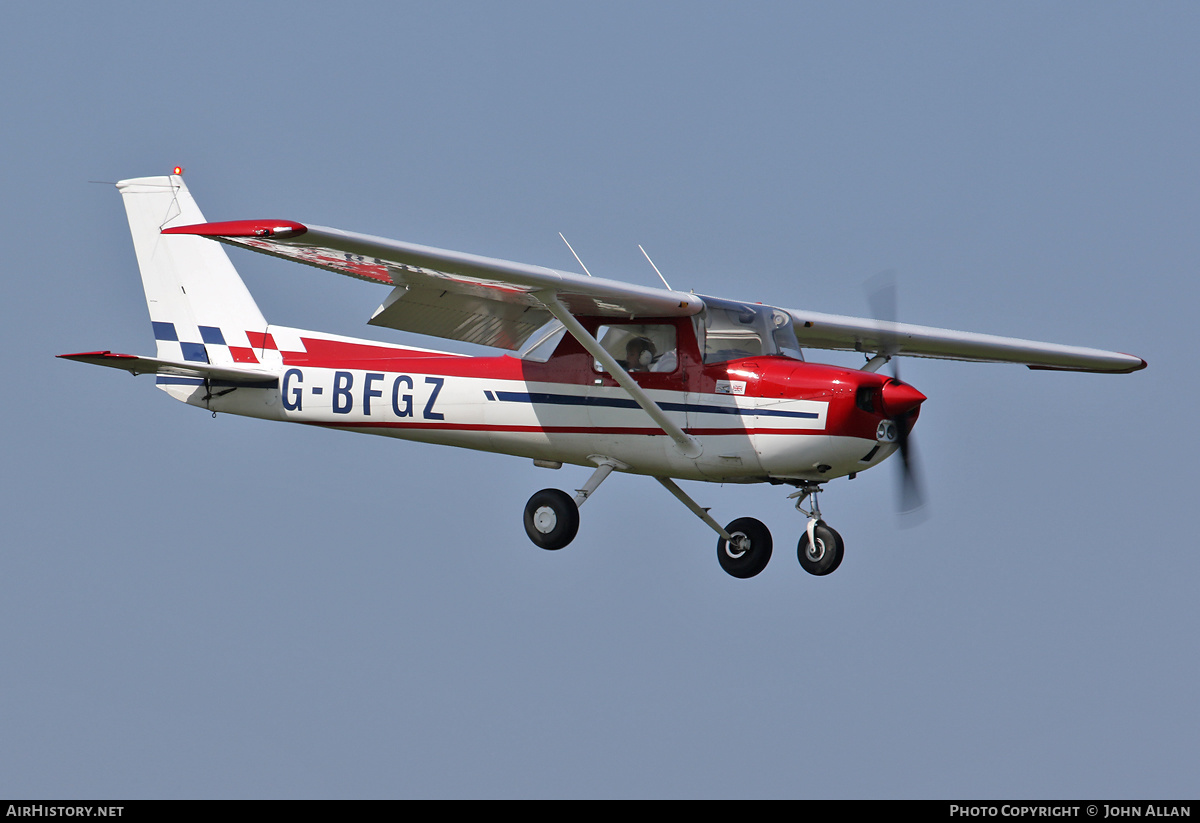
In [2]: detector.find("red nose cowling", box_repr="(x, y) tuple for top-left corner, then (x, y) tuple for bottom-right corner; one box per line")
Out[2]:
(880, 380), (927, 417)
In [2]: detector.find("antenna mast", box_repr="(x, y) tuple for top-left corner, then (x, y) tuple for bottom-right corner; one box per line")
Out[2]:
(558, 233), (593, 277)
(638, 245), (672, 290)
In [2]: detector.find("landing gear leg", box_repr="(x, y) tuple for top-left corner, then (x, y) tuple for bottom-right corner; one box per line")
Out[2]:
(655, 477), (773, 578)
(789, 483), (844, 575)
(572, 457), (624, 508)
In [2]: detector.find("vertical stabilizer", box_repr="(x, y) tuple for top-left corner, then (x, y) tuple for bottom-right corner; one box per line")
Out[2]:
(116, 175), (269, 367)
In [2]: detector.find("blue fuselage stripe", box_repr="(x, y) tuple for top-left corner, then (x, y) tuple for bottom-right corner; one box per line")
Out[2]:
(492, 390), (818, 419)
(155, 376), (277, 389)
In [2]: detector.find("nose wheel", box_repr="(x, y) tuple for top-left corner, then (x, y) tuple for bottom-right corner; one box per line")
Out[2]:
(789, 484), (846, 576)
(797, 522), (844, 576)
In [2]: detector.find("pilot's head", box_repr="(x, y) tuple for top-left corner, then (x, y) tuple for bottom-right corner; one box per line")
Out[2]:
(625, 336), (656, 370)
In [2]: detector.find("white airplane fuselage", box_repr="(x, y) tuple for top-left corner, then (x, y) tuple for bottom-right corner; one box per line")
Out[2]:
(159, 319), (910, 484)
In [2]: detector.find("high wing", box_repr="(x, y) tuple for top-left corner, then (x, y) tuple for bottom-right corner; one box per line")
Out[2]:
(164, 219), (1145, 373)
(162, 220), (700, 350)
(784, 308), (1146, 373)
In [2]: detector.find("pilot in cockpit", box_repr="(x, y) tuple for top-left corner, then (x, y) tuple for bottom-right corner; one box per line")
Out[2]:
(623, 337), (656, 372)
(622, 335), (679, 374)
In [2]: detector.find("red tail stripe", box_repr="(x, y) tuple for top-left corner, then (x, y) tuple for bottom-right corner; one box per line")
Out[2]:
(246, 331), (277, 350)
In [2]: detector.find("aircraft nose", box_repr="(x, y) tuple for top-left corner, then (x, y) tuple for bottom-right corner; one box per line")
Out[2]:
(880, 379), (927, 418)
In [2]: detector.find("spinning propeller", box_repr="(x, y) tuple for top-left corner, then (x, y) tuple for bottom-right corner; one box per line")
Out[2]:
(866, 272), (927, 515)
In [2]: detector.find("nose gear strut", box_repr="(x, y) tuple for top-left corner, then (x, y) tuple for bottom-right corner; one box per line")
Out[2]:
(788, 482), (823, 554)
(788, 482), (845, 576)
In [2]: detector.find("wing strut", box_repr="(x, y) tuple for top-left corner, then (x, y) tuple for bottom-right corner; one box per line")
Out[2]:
(538, 293), (703, 459)
(656, 477), (732, 541)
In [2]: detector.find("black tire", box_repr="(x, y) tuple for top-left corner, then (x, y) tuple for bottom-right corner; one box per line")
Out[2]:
(716, 517), (773, 579)
(523, 489), (580, 550)
(797, 522), (844, 576)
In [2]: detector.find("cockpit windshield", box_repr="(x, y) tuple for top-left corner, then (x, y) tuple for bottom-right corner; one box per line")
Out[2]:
(697, 296), (804, 364)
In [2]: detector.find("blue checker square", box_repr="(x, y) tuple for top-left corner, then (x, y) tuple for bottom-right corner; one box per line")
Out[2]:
(180, 342), (209, 363)
(199, 326), (226, 345)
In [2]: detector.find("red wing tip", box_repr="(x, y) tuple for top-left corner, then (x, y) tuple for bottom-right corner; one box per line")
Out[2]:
(58, 350), (134, 359)
(162, 220), (308, 239)
(57, 350), (138, 359)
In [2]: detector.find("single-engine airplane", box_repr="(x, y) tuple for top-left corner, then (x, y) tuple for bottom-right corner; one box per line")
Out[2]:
(60, 173), (1146, 578)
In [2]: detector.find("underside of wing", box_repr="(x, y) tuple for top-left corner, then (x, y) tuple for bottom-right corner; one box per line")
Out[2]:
(367, 285), (551, 350)
(163, 221), (700, 350)
(785, 308), (1146, 373)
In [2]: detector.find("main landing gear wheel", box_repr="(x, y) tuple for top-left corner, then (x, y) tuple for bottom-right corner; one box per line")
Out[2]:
(717, 517), (773, 579)
(523, 489), (580, 550)
(797, 523), (844, 576)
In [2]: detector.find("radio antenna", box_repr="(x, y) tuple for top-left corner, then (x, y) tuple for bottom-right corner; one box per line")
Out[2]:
(638, 244), (672, 290)
(559, 233), (593, 277)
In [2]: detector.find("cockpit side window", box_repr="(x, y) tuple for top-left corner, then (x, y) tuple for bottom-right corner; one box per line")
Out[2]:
(519, 320), (567, 362)
(594, 324), (678, 374)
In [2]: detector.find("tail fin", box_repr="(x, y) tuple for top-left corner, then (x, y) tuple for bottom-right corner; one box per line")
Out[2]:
(116, 175), (269, 367)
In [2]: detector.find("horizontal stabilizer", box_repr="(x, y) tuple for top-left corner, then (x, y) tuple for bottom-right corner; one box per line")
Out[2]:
(58, 351), (278, 385)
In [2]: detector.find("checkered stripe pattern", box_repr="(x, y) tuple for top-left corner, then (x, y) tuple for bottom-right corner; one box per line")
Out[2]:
(152, 323), (294, 365)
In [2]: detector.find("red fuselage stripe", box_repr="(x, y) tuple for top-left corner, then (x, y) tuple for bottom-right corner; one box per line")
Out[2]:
(305, 421), (838, 436)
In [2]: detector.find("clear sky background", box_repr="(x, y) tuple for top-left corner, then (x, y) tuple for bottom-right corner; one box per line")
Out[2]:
(1, 2), (1195, 799)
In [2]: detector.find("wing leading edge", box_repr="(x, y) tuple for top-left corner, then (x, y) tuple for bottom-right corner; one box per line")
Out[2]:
(784, 308), (1146, 373)
(163, 219), (1145, 373)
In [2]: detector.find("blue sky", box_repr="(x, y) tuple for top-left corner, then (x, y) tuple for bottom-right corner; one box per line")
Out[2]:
(1, 2), (1195, 798)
